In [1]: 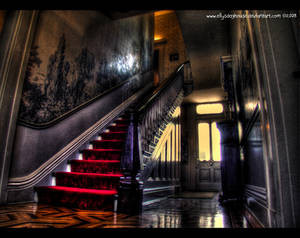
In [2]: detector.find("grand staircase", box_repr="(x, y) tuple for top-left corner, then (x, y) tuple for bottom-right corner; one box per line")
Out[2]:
(35, 115), (130, 211)
(34, 62), (191, 212)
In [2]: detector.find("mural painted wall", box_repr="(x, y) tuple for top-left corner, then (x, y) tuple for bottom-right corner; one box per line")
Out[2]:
(18, 11), (153, 125)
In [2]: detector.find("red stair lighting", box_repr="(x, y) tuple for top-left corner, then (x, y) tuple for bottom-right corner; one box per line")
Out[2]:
(35, 115), (129, 211)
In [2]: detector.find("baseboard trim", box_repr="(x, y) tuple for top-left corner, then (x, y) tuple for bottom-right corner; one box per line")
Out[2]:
(143, 185), (177, 195)
(244, 206), (264, 228)
(142, 197), (168, 206)
(244, 184), (268, 208)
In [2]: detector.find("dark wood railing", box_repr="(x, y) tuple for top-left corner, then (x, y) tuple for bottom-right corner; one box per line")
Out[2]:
(117, 61), (191, 212)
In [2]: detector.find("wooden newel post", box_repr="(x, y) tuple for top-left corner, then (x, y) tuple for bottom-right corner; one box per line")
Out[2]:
(118, 109), (144, 213)
(217, 120), (242, 203)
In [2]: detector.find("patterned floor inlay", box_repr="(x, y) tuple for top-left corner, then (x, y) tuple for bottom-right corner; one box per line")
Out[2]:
(0, 196), (249, 228)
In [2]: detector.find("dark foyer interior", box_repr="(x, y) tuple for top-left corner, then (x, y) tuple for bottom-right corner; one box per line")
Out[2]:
(0, 9), (299, 228)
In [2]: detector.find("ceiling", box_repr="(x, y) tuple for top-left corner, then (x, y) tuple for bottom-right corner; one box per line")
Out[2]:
(175, 10), (231, 103)
(101, 10), (153, 20)
(183, 88), (227, 104)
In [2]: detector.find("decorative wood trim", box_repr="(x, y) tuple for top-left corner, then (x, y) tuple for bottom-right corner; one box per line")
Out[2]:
(7, 86), (150, 191)
(244, 205), (265, 228)
(143, 90), (184, 160)
(244, 184), (268, 208)
(240, 104), (260, 147)
(0, 10), (39, 203)
(142, 197), (168, 206)
(139, 90), (184, 182)
(143, 185), (176, 195)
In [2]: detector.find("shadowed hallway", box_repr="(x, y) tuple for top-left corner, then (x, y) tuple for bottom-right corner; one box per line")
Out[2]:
(0, 9), (299, 228)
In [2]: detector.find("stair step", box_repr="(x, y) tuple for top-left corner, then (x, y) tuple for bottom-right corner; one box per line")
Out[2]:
(70, 159), (121, 174)
(81, 149), (122, 160)
(100, 131), (127, 140)
(36, 115), (130, 210)
(54, 172), (123, 190)
(115, 118), (130, 124)
(36, 186), (117, 210)
(108, 124), (129, 132)
(91, 139), (125, 149)
(36, 185), (118, 195)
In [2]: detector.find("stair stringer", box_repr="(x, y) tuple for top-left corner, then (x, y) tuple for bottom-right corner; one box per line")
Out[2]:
(6, 86), (150, 203)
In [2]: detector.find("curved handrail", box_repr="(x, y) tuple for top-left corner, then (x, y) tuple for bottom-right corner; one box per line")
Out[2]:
(119, 61), (190, 179)
(135, 60), (190, 114)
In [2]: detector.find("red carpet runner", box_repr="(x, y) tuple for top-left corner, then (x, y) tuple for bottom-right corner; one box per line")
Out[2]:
(35, 116), (129, 210)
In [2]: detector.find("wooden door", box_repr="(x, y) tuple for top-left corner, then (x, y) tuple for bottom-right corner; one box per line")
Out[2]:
(196, 161), (221, 191)
(196, 121), (221, 191)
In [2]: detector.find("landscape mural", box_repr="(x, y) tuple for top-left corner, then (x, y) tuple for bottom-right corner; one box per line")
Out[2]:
(18, 11), (153, 125)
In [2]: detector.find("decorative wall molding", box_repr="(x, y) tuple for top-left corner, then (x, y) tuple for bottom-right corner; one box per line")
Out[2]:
(244, 184), (268, 208)
(0, 10), (39, 203)
(7, 85), (150, 191)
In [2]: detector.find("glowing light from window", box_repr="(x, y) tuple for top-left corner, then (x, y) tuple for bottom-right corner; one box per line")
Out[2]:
(196, 103), (223, 115)
(246, 101), (257, 111)
(198, 122), (221, 162)
(172, 106), (181, 118)
(212, 122), (221, 162)
(238, 121), (243, 141)
(198, 123), (210, 161)
(212, 213), (224, 228)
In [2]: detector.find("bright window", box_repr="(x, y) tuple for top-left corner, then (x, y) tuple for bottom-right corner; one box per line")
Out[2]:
(198, 123), (210, 161)
(211, 122), (221, 161)
(198, 122), (221, 161)
(196, 103), (223, 115)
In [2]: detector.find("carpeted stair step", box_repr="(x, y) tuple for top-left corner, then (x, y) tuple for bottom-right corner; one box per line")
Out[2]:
(108, 124), (129, 132)
(100, 131), (127, 140)
(115, 118), (130, 124)
(81, 148), (122, 160)
(69, 159), (121, 174)
(54, 171), (122, 190)
(35, 186), (118, 210)
(91, 139), (125, 149)
(35, 114), (131, 211)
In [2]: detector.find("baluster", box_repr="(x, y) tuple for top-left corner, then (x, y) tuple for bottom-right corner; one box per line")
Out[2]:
(119, 109), (143, 213)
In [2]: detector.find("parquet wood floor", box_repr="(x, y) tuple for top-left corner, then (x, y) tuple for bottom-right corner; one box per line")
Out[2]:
(0, 196), (249, 228)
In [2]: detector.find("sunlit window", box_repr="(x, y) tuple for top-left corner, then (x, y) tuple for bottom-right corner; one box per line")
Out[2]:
(198, 122), (221, 162)
(212, 122), (221, 161)
(196, 103), (223, 115)
(198, 123), (210, 161)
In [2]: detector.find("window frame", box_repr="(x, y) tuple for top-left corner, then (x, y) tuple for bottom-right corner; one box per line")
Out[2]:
(197, 120), (222, 162)
(196, 102), (224, 115)
(196, 102), (225, 163)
